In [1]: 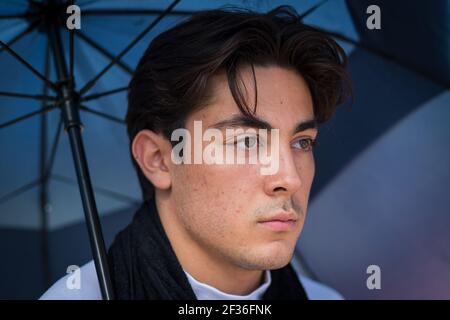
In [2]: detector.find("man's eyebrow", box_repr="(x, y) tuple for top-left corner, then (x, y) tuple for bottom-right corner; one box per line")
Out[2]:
(209, 114), (272, 131)
(292, 118), (318, 135)
(209, 114), (318, 134)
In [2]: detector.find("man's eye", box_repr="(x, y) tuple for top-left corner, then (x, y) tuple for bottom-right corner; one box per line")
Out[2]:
(235, 135), (260, 149)
(292, 138), (316, 151)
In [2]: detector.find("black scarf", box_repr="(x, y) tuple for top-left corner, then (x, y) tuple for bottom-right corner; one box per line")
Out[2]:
(108, 199), (308, 300)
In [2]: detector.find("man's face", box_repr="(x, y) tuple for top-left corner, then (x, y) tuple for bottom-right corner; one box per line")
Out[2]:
(168, 66), (317, 271)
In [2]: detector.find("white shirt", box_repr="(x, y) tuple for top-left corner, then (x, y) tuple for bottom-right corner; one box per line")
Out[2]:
(184, 270), (271, 300)
(40, 260), (344, 300)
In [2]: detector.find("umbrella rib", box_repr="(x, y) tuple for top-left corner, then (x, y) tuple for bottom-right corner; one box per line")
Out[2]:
(43, 115), (63, 181)
(0, 105), (56, 130)
(316, 27), (450, 89)
(40, 39), (52, 182)
(79, 0), (182, 96)
(81, 86), (128, 102)
(41, 38), (63, 182)
(299, 0), (329, 20)
(39, 37), (52, 287)
(0, 13), (30, 19)
(0, 174), (140, 212)
(74, 30), (133, 75)
(0, 40), (58, 92)
(0, 19), (40, 55)
(51, 174), (140, 206)
(70, 1), (75, 83)
(79, 105), (125, 125)
(70, 29), (74, 80)
(0, 179), (42, 205)
(0, 91), (56, 101)
(78, 0), (100, 6)
(82, 9), (194, 16)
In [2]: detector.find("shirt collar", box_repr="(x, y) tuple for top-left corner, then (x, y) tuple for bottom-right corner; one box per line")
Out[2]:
(184, 270), (272, 300)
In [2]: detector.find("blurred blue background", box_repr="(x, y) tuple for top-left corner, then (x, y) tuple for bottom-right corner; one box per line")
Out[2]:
(0, 0), (449, 299)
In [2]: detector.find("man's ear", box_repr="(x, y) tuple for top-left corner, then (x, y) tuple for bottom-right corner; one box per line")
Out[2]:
(131, 129), (172, 190)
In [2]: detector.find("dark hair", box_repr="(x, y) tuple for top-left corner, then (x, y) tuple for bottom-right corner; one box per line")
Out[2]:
(126, 5), (351, 201)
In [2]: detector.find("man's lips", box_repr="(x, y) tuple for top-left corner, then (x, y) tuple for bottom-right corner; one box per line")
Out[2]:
(258, 211), (297, 232)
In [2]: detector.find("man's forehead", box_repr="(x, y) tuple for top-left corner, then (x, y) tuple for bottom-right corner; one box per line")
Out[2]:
(187, 66), (315, 131)
(186, 97), (316, 135)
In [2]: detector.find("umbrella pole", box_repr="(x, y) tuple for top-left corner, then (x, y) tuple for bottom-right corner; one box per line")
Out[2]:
(47, 22), (114, 300)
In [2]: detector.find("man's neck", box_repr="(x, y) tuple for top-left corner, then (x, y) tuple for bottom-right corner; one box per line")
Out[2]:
(155, 195), (265, 295)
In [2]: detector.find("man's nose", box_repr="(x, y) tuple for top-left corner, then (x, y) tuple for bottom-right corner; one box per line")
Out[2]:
(263, 146), (302, 196)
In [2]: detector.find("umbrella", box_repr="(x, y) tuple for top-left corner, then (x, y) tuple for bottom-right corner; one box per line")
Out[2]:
(1, 0), (449, 300)
(0, 0), (184, 300)
(295, 0), (450, 299)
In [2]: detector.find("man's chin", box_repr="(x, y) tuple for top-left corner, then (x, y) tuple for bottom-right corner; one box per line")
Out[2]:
(240, 242), (295, 270)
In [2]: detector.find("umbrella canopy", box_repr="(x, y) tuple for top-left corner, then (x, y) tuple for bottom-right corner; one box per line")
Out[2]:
(0, 0), (449, 299)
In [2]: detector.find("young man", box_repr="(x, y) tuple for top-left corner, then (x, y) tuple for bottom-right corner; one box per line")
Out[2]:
(42, 6), (349, 300)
